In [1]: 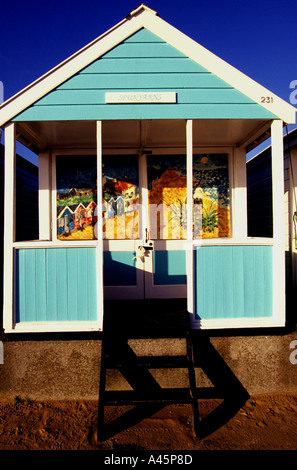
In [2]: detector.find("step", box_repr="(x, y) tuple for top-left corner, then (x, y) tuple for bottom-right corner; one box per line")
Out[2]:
(104, 388), (193, 406)
(103, 337), (188, 358)
(105, 366), (191, 391)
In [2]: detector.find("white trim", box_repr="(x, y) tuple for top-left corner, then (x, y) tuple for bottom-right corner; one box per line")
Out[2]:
(96, 121), (104, 330)
(0, 7), (295, 126)
(3, 123), (16, 332)
(289, 146), (297, 286)
(190, 317), (285, 330)
(51, 153), (57, 241)
(13, 240), (98, 249)
(103, 237), (274, 250)
(186, 120), (193, 242)
(12, 237), (272, 250)
(192, 238), (274, 246)
(5, 321), (102, 333)
(38, 150), (52, 240)
(232, 147), (247, 238)
(186, 120), (194, 313)
(271, 120), (286, 325)
(139, 150), (148, 241)
(128, 4), (158, 17)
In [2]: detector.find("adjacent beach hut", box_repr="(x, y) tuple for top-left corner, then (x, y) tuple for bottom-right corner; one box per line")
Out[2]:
(247, 128), (297, 315)
(0, 4), (295, 333)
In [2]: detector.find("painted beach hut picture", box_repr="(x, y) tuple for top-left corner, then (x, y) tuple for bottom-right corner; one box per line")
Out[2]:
(56, 154), (97, 240)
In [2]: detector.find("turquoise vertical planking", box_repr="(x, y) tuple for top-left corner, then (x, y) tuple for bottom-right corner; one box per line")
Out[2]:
(15, 248), (98, 323)
(195, 245), (273, 320)
(36, 249), (48, 321)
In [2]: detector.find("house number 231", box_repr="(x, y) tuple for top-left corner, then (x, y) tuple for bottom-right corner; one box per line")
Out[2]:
(261, 96), (274, 104)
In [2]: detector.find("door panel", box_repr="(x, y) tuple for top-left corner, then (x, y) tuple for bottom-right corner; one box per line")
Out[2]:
(102, 152), (187, 299)
(153, 250), (186, 285)
(103, 242), (145, 300)
(102, 154), (144, 299)
(102, 151), (231, 300)
(145, 154), (187, 298)
(147, 154), (187, 240)
(102, 155), (140, 240)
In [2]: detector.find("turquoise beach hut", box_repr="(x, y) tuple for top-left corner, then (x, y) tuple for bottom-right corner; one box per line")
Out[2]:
(0, 4), (295, 333)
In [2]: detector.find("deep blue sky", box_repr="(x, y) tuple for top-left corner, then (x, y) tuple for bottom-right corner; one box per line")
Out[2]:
(1, 0), (296, 161)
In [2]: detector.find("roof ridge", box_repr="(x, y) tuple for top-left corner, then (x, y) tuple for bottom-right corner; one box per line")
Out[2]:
(127, 4), (158, 18)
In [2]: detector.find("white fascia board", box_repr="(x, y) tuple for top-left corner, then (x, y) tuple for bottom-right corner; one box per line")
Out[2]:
(128, 4), (158, 17)
(0, 7), (296, 126)
(143, 12), (296, 125)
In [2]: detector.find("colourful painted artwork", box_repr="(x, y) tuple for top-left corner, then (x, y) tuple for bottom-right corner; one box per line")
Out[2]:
(56, 155), (97, 240)
(147, 154), (230, 239)
(56, 153), (230, 241)
(147, 155), (187, 239)
(102, 155), (139, 239)
(193, 154), (230, 238)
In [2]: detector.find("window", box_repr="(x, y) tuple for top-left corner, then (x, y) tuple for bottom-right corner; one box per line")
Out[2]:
(56, 155), (97, 240)
(193, 154), (230, 238)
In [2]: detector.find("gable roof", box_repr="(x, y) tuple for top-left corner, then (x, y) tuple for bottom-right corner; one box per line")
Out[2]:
(11, 28), (279, 122)
(0, 4), (295, 126)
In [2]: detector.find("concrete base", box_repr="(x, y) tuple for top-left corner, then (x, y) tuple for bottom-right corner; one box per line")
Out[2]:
(0, 330), (297, 401)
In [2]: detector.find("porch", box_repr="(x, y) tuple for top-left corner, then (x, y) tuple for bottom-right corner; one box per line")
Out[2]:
(3, 117), (286, 332)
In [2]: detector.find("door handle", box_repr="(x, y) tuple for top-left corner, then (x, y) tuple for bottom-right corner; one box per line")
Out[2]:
(143, 242), (153, 250)
(142, 239), (154, 250)
(132, 246), (146, 260)
(132, 241), (154, 260)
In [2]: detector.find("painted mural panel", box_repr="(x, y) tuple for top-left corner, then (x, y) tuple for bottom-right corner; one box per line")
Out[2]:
(193, 154), (230, 238)
(147, 155), (187, 239)
(147, 154), (230, 239)
(56, 153), (229, 241)
(102, 155), (139, 239)
(56, 155), (97, 240)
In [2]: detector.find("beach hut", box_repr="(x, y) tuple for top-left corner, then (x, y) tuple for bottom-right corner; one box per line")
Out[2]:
(0, 4), (295, 333)
(86, 200), (97, 226)
(74, 203), (87, 231)
(247, 128), (297, 322)
(57, 205), (75, 236)
(0, 144), (38, 329)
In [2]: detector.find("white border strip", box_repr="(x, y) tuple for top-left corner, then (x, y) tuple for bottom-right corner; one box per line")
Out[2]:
(3, 123), (16, 332)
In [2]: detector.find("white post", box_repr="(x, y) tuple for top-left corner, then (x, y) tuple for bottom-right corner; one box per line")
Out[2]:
(3, 122), (16, 331)
(38, 151), (51, 240)
(186, 120), (194, 314)
(96, 121), (104, 330)
(233, 147), (247, 238)
(271, 119), (285, 325)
